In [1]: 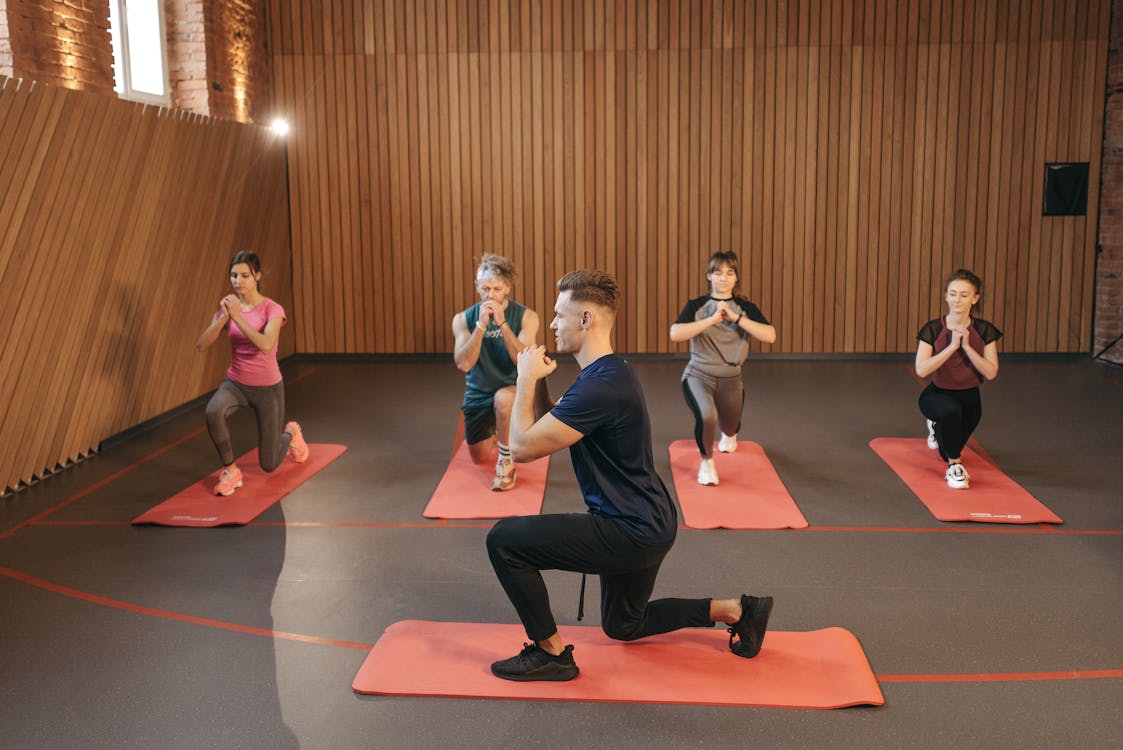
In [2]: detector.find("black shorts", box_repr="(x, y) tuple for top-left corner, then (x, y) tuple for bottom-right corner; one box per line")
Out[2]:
(462, 403), (497, 444)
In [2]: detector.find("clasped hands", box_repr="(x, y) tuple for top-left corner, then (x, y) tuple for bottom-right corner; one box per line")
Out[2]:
(517, 345), (556, 382)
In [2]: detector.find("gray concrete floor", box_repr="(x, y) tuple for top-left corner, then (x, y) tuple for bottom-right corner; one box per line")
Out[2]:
(1, 357), (1120, 749)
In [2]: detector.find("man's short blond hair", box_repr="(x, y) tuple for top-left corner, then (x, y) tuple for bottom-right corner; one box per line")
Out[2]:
(476, 254), (516, 284)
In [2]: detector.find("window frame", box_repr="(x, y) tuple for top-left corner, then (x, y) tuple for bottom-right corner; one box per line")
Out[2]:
(109, 0), (172, 107)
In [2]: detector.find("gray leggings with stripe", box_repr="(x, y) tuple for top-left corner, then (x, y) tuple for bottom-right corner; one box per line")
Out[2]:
(205, 378), (291, 471)
(681, 369), (744, 457)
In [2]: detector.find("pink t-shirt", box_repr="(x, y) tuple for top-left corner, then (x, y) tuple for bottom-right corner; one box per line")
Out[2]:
(215, 298), (286, 386)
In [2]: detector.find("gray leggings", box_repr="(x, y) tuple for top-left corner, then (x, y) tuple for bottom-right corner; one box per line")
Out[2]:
(205, 378), (291, 471)
(682, 369), (744, 457)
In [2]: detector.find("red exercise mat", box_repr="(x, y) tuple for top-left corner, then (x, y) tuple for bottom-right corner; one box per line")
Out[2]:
(423, 442), (549, 519)
(869, 437), (1062, 524)
(352, 620), (883, 709)
(131, 444), (348, 527)
(668, 440), (807, 529)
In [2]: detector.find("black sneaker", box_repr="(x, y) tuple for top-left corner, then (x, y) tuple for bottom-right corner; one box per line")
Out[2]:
(491, 643), (579, 682)
(728, 594), (773, 658)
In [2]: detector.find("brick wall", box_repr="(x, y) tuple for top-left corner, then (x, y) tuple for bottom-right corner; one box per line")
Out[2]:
(1098, 0), (1123, 364)
(0, 0), (268, 122)
(166, 0), (207, 113)
(0, 0), (13, 77)
(203, 0), (269, 123)
(3, 0), (115, 94)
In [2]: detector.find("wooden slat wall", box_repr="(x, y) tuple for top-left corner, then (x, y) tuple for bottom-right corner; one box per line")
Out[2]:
(0, 76), (292, 494)
(269, 0), (1109, 355)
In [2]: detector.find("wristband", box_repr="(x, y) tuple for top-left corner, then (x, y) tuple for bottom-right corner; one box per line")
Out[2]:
(499, 320), (509, 328)
(735, 313), (743, 324)
(476, 321), (487, 331)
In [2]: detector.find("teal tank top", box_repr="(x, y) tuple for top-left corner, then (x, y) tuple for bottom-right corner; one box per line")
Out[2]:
(462, 300), (526, 408)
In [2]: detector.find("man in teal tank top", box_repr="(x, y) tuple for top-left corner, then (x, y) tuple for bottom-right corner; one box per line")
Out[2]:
(452, 255), (541, 490)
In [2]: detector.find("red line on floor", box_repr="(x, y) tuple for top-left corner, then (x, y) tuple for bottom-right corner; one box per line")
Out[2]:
(0, 565), (372, 651)
(287, 365), (321, 386)
(800, 525), (1121, 535)
(0, 427), (207, 541)
(1, 365), (320, 542)
(253, 521), (495, 529)
(27, 520), (1123, 535)
(33, 521), (135, 527)
(2, 563), (1118, 685)
(876, 670), (1123, 683)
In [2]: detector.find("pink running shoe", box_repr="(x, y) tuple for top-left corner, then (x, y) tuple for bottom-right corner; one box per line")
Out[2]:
(285, 421), (310, 463)
(214, 465), (243, 496)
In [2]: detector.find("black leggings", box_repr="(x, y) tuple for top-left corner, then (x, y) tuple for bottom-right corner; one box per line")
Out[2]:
(918, 383), (982, 461)
(486, 513), (714, 643)
(205, 378), (292, 471)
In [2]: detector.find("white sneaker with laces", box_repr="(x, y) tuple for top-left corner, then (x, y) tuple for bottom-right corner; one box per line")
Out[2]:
(718, 433), (738, 453)
(926, 420), (938, 450)
(697, 457), (719, 486)
(945, 462), (970, 489)
(491, 458), (516, 491)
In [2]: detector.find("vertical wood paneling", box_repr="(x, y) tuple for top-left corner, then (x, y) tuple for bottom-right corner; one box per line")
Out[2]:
(0, 77), (291, 494)
(270, 0), (1109, 355)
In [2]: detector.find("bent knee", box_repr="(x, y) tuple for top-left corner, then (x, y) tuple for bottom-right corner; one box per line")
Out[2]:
(205, 402), (225, 423)
(485, 519), (513, 553)
(492, 386), (516, 412)
(602, 620), (644, 642)
(259, 458), (282, 473)
(467, 439), (496, 464)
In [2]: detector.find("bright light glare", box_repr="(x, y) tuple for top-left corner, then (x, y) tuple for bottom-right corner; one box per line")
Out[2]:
(271, 118), (291, 137)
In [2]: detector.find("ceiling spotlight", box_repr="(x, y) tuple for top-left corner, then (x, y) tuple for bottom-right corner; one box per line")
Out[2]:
(271, 118), (290, 137)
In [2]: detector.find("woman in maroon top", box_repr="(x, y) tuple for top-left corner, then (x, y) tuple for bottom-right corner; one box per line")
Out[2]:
(914, 269), (1002, 489)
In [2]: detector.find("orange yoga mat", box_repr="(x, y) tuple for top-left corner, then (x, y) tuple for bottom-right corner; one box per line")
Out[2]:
(422, 442), (550, 519)
(131, 444), (348, 527)
(668, 440), (807, 529)
(353, 620), (883, 709)
(870, 438), (1062, 524)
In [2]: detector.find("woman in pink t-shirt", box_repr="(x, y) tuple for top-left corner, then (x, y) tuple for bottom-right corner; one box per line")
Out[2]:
(195, 251), (310, 496)
(914, 269), (1002, 490)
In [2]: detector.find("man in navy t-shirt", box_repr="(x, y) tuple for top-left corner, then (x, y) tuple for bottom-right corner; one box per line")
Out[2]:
(485, 269), (774, 682)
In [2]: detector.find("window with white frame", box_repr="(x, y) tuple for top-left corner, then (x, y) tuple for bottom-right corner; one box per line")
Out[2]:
(108, 0), (170, 106)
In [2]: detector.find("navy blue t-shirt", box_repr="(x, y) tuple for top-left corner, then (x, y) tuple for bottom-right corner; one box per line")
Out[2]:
(549, 354), (678, 546)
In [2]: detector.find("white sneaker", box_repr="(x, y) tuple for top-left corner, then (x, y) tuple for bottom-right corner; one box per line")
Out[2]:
(491, 458), (516, 491)
(926, 420), (938, 450)
(697, 457), (719, 486)
(718, 433), (738, 453)
(945, 462), (970, 489)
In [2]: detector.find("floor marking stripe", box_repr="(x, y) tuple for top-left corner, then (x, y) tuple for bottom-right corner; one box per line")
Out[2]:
(0, 565), (371, 651)
(29, 520), (1123, 535)
(0, 366), (322, 541)
(0, 427), (207, 541)
(3, 564), (1117, 684)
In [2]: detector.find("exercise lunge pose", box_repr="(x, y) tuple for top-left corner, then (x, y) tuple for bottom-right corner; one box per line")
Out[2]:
(914, 269), (1001, 490)
(195, 252), (309, 496)
(452, 255), (540, 491)
(486, 270), (773, 682)
(669, 252), (776, 486)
